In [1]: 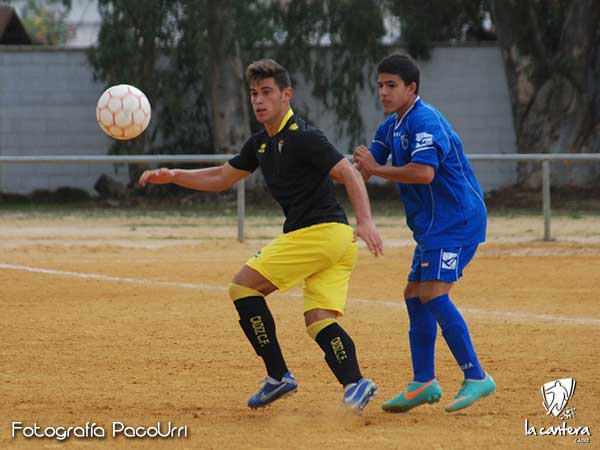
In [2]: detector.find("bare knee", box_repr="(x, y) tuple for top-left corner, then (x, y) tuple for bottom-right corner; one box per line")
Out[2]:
(418, 281), (453, 303)
(404, 282), (420, 300)
(305, 309), (338, 340)
(304, 308), (338, 328)
(231, 265), (278, 297)
(228, 283), (263, 302)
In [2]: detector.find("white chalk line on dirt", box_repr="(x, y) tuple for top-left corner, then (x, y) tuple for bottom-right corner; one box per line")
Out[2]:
(2, 262), (599, 327)
(0, 263), (219, 291)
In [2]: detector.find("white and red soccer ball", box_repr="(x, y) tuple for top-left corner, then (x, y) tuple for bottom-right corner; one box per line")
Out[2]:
(96, 84), (151, 140)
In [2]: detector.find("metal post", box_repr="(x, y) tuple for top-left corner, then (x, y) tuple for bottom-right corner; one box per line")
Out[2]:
(542, 160), (551, 241)
(237, 178), (245, 242)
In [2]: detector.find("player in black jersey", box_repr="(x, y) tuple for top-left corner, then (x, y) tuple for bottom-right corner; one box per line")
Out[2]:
(139, 59), (383, 414)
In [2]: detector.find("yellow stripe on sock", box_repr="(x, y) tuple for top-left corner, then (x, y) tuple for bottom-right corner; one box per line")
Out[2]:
(307, 318), (336, 340)
(228, 283), (263, 301)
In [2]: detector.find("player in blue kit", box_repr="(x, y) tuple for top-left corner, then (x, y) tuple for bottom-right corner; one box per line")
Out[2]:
(354, 53), (496, 413)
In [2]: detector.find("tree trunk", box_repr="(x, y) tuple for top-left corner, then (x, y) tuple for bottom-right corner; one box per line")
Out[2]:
(494, 0), (600, 188)
(207, 0), (251, 155)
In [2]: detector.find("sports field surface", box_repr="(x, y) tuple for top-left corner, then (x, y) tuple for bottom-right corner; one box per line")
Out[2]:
(1, 211), (599, 449)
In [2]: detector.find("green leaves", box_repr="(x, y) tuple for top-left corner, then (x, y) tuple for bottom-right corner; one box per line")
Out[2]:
(269, 0), (386, 146)
(90, 1), (500, 154)
(89, 0), (389, 154)
(387, 0), (485, 59)
(89, 0), (212, 157)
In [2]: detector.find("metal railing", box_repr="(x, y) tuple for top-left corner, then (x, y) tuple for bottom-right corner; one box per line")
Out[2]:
(1, 153), (599, 242)
(466, 153), (600, 241)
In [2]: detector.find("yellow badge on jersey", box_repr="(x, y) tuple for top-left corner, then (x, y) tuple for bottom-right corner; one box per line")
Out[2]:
(258, 143), (266, 153)
(289, 123), (298, 131)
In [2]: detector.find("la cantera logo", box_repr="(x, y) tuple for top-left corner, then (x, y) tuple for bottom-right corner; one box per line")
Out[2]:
(542, 378), (576, 417)
(524, 378), (592, 441)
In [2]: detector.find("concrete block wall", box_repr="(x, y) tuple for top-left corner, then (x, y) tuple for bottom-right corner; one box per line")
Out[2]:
(292, 45), (518, 192)
(421, 46), (517, 191)
(0, 47), (128, 194)
(0, 45), (517, 195)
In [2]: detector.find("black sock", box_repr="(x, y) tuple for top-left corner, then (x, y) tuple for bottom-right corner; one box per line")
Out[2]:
(315, 322), (362, 387)
(234, 296), (288, 380)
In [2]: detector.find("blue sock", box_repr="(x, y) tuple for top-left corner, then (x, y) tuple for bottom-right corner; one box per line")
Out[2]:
(405, 297), (437, 382)
(425, 294), (485, 380)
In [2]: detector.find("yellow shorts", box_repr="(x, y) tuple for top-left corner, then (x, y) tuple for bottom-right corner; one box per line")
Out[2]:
(246, 222), (358, 315)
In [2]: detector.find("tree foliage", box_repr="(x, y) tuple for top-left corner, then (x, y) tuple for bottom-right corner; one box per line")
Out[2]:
(88, 0), (388, 159)
(88, 0), (212, 160)
(89, 0), (596, 188)
(268, 0), (386, 143)
(386, 0), (494, 59)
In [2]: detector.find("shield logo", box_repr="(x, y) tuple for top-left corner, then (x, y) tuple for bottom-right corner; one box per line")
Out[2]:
(541, 378), (576, 416)
(401, 134), (409, 150)
(441, 252), (458, 270)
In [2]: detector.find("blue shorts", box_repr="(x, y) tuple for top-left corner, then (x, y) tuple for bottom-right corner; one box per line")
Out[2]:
(408, 244), (479, 283)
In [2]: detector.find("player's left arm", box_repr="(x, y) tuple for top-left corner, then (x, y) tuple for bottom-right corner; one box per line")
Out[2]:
(330, 158), (384, 256)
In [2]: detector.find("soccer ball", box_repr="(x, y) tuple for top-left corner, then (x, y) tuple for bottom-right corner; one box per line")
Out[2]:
(96, 84), (151, 140)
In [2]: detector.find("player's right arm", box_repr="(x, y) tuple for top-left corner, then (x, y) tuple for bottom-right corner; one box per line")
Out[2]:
(138, 163), (250, 191)
(354, 149), (435, 184)
(354, 117), (392, 182)
(355, 112), (441, 184)
(139, 136), (259, 191)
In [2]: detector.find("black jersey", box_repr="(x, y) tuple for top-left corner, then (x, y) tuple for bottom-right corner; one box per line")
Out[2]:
(229, 114), (349, 233)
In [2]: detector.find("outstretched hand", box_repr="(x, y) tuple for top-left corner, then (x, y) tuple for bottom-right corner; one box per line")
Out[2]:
(138, 168), (175, 187)
(353, 220), (384, 257)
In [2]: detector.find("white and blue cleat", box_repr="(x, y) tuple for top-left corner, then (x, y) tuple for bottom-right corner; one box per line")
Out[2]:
(247, 371), (298, 409)
(342, 378), (378, 414)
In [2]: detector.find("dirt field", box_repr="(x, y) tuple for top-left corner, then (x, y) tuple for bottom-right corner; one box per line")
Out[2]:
(1, 211), (599, 450)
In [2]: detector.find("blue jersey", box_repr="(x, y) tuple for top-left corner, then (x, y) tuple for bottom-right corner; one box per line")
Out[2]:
(369, 97), (486, 250)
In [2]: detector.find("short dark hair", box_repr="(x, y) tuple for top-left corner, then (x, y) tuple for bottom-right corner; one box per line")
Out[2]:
(377, 53), (420, 94)
(245, 59), (291, 90)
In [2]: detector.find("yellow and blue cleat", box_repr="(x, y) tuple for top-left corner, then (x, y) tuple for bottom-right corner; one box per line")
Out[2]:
(382, 379), (442, 412)
(445, 372), (496, 412)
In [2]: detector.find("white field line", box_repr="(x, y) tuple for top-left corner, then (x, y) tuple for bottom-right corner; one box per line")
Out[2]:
(0, 263), (220, 291)
(1, 263), (599, 327)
